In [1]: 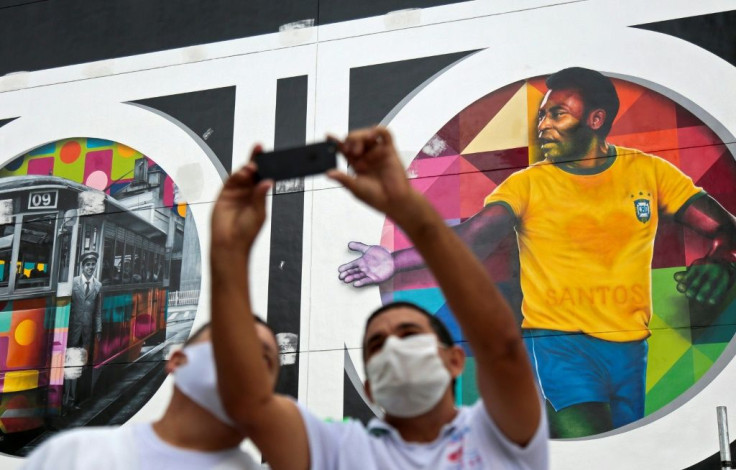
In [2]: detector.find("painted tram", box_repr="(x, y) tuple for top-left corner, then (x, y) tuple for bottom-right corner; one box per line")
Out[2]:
(0, 175), (170, 443)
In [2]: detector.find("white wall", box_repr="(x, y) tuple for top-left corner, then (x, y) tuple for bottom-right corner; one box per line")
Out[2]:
(1, 1), (734, 468)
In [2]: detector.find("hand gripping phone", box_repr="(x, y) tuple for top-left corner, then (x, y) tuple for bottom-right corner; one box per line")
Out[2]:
(254, 140), (338, 182)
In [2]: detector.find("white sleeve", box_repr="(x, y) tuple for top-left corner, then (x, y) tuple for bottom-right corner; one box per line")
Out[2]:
(20, 434), (80, 470)
(471, 400), (549, 469)
(20, 427), (137, 470)
(295, 402), (355, 470)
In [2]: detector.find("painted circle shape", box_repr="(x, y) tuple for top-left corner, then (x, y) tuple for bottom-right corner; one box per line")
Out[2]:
(369, 32), (736, 467)
(14, 319), (36, 346)
(0, 136), (203, 457)
(381, 75), (735, 436)
(85, 170), (109, 190)
(117, 143), (137, 158)
(60, 141), (82, 164)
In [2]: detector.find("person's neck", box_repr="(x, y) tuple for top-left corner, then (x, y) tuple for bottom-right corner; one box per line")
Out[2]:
(152, 389), (244, 452)
(83, 273), (93, 281)
(384, 393), (458, 443)
(562, 141), (609, 169)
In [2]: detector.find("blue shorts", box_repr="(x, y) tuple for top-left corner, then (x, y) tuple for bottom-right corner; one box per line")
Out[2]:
(523, 329), (647, 428)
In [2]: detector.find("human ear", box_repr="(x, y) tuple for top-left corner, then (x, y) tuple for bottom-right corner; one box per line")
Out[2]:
(364, 379), (374, 403)
(165, 349), (188, 374)
(447, 345), (466, 379)
(587, 109), (607, 131)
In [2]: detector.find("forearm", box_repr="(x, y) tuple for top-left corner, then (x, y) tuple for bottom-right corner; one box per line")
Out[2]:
(392, 203), (515, 273)
(679, 195), (736, 263)
(392, 191), (539, 443)
(391, 192), (522, 358)
(392, 246), (424, 272)
(210, 248), (273, 424)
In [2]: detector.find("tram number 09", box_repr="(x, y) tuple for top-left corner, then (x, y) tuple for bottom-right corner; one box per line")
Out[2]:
(28, 190), (58, 210)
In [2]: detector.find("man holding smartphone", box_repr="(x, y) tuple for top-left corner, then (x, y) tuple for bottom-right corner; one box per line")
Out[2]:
(209, 127), (548, 470)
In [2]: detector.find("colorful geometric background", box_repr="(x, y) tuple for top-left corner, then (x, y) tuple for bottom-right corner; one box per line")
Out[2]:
(0, 138), (186, 217)
(378, 77), (736, 428)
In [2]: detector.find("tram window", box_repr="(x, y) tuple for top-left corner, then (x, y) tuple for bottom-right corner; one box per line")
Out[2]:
(79, 218), (101, 253)
(121, 235), (133, 284)
(101, 236), (115, 284)
(0, 224), (13, 288)
(140, 250), (149, 282)
(131, 244), (143, 283)
(113, 235), (124, 284)
(17, 214), (55, 289)
(57, 229), (72, 283)
(151, 253), (163, 282)
(146, 251), (155, 282)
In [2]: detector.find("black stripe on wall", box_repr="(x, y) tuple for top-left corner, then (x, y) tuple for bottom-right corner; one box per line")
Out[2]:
(634, 10), (736, 67)
(343, 51), (478, 420)
(0, 0), (465, 75)
(348, 51), (478, 130)
(0, 117), (17, 128)
(267, 75), (308, 398)
(133, 87), (236, 175)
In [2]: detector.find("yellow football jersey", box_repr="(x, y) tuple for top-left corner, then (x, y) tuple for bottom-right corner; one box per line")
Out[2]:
(484, 145), (703, 342)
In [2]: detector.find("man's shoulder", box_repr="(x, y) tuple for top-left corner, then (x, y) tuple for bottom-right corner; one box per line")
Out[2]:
(39, 425), (127, 448)
(23, 426), (131, 468)
(612, 145), (656, 161)
(495, 162), (542, 186)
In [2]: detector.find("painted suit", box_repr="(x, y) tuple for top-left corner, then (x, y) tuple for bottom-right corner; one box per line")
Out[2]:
(69, 274), (102, 350)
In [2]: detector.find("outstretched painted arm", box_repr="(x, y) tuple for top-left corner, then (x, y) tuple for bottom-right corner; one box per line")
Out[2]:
(330, 127), (540, 446)
(210, 155), (309, 470)
(338, 203), (516, 287)
(674, 194), (736, 305)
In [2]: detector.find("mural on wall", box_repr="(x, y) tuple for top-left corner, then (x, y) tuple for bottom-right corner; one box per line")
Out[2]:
(338, 68), (736, 438)
(0, 138), (201, 456)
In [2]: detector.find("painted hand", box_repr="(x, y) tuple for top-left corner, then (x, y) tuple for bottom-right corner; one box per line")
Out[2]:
(674, 259), (734, 305)
(211, 146), (273, 252)
(338, 241), (395, 287)
(327, 127), (414, 220)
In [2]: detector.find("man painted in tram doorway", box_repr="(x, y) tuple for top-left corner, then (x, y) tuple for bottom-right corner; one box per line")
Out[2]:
(63, 251), (103, 409)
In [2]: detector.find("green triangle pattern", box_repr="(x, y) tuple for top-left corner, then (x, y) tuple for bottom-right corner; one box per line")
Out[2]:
(651, 267), (692, 334)
(692, 347), (715, 381)
(692, 342), (728, 363)
(645, 348), (695, 415)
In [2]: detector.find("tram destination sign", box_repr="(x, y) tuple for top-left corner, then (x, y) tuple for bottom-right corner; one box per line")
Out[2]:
(27, 189), (58, 210)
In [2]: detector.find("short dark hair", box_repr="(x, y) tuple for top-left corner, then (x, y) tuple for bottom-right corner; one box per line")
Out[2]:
(363, 301), (458, 396)
(545, 67), (620, 137)
(364, 301), (455, 351)
(185, 322), (211, 346)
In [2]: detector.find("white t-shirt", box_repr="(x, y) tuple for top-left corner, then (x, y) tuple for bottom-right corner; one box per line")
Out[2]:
(299, 401), (548, 470)
(21, 423), (261, 470)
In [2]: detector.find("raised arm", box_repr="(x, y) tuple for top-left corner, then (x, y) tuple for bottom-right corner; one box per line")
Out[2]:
(329, 127), (540, 445)
(338, 203), (516, 287)
(674, 194), (736, 305)
(209, 154), (309, 470)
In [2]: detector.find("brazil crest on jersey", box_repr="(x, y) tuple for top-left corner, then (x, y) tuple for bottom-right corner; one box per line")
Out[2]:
(484, 145), (703, 342)
(634, 198), (651, 223)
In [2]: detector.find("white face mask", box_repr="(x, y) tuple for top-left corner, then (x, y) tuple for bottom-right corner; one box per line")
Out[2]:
(366, 334), (451, 418)
(173, 342), (234, 426)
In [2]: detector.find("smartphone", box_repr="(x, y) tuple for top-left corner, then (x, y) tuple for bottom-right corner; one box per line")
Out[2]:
(254, 141), (338, 182)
